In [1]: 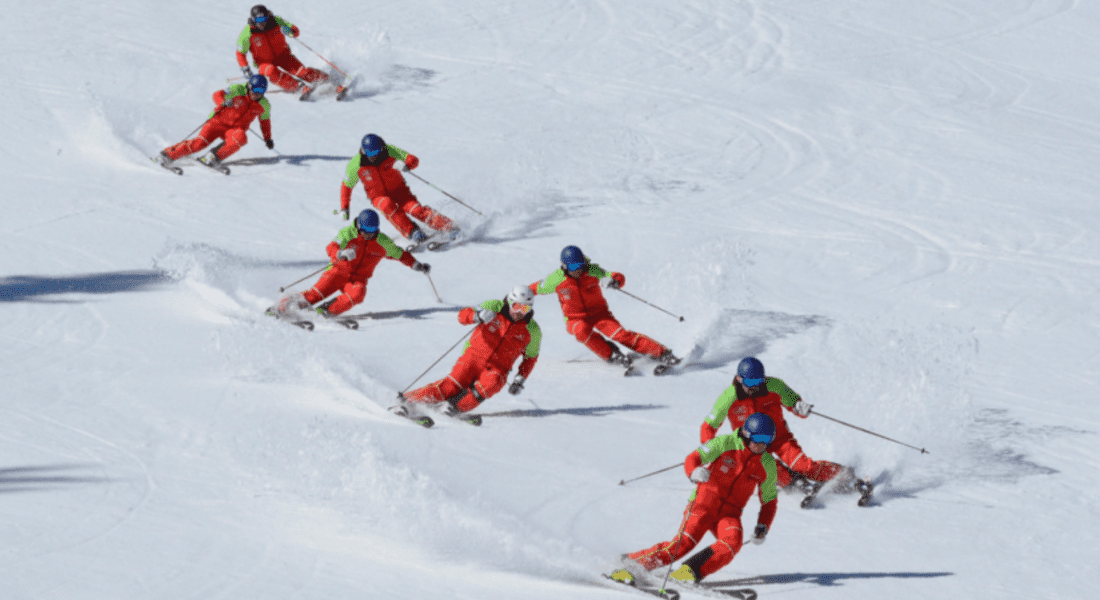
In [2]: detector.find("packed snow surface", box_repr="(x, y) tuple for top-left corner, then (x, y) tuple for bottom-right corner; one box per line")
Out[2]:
(3, 1), (1098, 599)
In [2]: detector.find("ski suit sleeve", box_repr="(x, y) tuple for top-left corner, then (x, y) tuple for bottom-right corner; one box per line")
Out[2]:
(257, 98), (272, 138)
(273, 16), (299, 37)
(325, 241), (340, 263)
(376, 233), (416, 266)
(531, 270), (566, 296)
(701, 385), (738, 443)
(385, 144), (414, 163)
(766, 377), (803, 414)
(236, 27), (252, 67)
(341, 154), (364, 212)
(516, 320), (542, 379)
(756, 453), (779, 529)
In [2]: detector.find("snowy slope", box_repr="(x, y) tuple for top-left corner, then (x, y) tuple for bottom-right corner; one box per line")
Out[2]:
(3, 1), (1099, 599)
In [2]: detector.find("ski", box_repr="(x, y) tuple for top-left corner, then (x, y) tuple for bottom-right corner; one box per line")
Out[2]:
(389, 405), (434, 428)
(151, 155), (183, 175)
(335, 86), (349, 101)
(264, 308), (315, 331)
(425, 231), (468, 252)
(602, 575), (679, 600)
(196, 155), (231, 175)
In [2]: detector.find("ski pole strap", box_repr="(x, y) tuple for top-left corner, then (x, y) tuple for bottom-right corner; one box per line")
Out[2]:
(812, 411), (929, 454)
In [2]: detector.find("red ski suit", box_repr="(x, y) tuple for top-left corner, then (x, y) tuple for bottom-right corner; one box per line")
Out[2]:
(339, 149), (453, 238)
(405, 300), (541, 412)
(301, 225), (417, 316)
(701, 377), (845, 488)
(163, 85), (272, 161)
(236, 17), (326, 92)
(627, 433), (778, 581)
(530, 264), (665, 361)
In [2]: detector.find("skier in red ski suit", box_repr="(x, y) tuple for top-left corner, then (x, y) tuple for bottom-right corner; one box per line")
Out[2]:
(610, 413), (779, 585)
(339, 133), (457, 246)
(236, 5), (327, 96)
(529, 245), (680, 369)
(701, 357), (873, 501)
(160, 76), (273, 167)
(400, 286), (541, 415)
(272, 210), (430, 318)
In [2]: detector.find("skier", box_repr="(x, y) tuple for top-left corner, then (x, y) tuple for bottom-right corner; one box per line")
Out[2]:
(270, 209), (430, 318)
(338, 134), (458, 246)
(396, 286), (541, 419)
(158, 75), (273, 170)
(610, 413), (779, 585)
(529, 246), (680, 370)
(700, 357), (873, 503)
(236, 5), (328, 99)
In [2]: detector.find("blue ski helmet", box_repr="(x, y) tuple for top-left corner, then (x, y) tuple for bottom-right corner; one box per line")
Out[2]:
(361, 134), (387, 157)
(249, 5), (272, 27)
(248, 74), (268, 95)
(742, 413), (776, 445)
(356, 209), (380, 233)
(560, 245), (586, 271)
(737, 357), (765, 387)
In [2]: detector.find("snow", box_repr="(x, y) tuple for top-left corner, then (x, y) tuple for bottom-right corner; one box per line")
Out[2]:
(3, 0), (1098, 598)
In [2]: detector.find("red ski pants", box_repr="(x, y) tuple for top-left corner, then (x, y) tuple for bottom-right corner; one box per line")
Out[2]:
(163, 123), (247, 161)
(301, 264), (367, 316)
(772, 437), (845, 487)
(565, 314), (665, 361)
(404, 357), (506, 412)
(373, 194), (454, 238)
(257, 55), (327, 91)
(629, 501), (743, 580)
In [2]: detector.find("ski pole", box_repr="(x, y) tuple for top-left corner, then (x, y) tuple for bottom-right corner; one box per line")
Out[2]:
(248, 127), (282, 155)
(619, 463), (681, 486)
(657, 492), (698, 596)
(615, 289), (685, 322)
(292, 38), (350, 79)
(278, 264), (330, 292)
(406, 172), (483, 216)
(401, 328), (474, 393)
(425, 272), (442, 303)
(811, 410), (929, 454)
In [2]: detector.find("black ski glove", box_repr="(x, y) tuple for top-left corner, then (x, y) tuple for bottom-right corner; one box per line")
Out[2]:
(751, 524), (768, 545)
(265, 139), (274, 150)
(412, 262), (431, 274)
(508, 375), (525, 395)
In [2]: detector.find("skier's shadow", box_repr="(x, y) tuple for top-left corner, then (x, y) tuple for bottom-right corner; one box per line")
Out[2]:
(0, 464), (106, 494)
(351, 307), (462, 320)
(223, 155), (351, 168)
(704, 570), (953, 589)
(1, 271), (169, 303)
(480, 404), (666, 419)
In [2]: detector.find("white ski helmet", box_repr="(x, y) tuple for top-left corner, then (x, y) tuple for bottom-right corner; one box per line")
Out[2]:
(506, 285), (534, 316)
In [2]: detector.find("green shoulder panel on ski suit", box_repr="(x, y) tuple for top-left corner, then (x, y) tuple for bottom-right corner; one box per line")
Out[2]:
(690, 434), (779, 504)
(342, 145), (413, 189)
(236, 16), (294, 58)
(703, 377), (801, 429)
(532, 263), (612, 296)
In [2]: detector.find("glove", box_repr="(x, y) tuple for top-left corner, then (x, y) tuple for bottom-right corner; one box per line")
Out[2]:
(601, 277), (620, 290)
(412, 262), (431, 274)
(751, 524), (768, 545)
(476, 308), (496, 324)
(281, 25), (293, 36)
(265, 139), (274, 150)
(241, 66), (253, 79)
(340, 209), (350, 221)
(336, 247), (356, 261)
(793, 400), (813, 418)
(402, 154), (419, 171)
(689, 466), (710, 484)
(508, 375), (525, 395)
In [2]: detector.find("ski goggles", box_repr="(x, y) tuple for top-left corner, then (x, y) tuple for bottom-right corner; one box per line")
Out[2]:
(741, 377), (765, 388)
(253, 14), (269, 24)
(748, 432), (774, 444)
(564, 261), (585, 272)
(511, 302), (532, 314)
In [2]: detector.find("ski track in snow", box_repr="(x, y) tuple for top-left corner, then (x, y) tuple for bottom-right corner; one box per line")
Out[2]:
(3, 1), (1100, 599)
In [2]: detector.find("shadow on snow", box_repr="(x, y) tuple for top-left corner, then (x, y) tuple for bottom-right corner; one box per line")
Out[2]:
(704, 570), (954, 589)
(0, 464), (107, 494)
(480, 404), (667, 419)
(0, 271), (171, 302)
(352, 306), (463, 320)
(223, 154), (350, 168)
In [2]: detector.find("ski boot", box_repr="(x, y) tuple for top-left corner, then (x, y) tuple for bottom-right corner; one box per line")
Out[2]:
(669, 565), (697, 584)
(855, 478), (875, 507)
(405, 228), (431, 252)
(198, 149), (230, 175)
(607, 348), (635, 375)
(443, 401), (482, 426)
(653, 349), (682, 375)
(299, 84), (315, 101)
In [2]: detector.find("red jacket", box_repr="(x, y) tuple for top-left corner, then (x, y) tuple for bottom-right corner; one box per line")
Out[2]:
(339, 149), (420, 211)
(235, 22), (299, 67)
(326, 227), (415, 280)
(211, 87), (271, 139)
(530, 264), (624, 320)
(684, 434), (779, 528)
(700, 378), (803, 445)
(457, 301), (541, 378)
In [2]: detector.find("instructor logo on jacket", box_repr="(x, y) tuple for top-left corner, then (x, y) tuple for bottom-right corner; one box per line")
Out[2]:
(734, 405), (749, 419)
